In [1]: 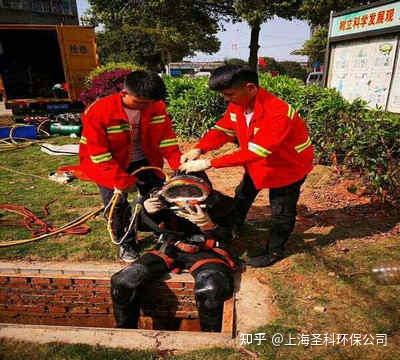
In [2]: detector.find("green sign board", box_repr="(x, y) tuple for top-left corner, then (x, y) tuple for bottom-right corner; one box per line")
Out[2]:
(330, 1), (400, 38)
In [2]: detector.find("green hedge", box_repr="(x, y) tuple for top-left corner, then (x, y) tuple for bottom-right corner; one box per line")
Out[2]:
(164, 74), (400, 203)
(163, 76), (226, 137)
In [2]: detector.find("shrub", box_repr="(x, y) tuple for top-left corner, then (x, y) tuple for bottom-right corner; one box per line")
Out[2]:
(86, 62), (143, 86)
(78, 66), (400, 203)
(258, 73), (400, 203)
(165, 76), (226, 138)
(80, 62), (143, 105)
(165, 73), (400, 203)
(278, 61), (308, 81)
(80, 69), (132, 105)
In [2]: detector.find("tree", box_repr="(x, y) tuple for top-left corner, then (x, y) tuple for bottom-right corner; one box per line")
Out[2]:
(298, 0), (368, 27)
(222, 1), (369, 70)
(258, 56), (282, 73)
(291, 26), (328, 65)
(279, 60), (307, 80)
(84, 0), (229, 70)
(233, 0), (303, 70)
(224, 57), (248, 66)
(94, 28), (163, 70)
(85, 1), (307, 72)
(295, 1), (368, 65)
(257, 56), (307, 80)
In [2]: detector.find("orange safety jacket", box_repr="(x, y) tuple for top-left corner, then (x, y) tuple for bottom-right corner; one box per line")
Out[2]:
(78, 93), (181, 190)
(196, 88), (314, 189)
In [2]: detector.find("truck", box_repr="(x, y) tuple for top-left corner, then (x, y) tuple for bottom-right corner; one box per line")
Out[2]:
(0, 24), (97, 118)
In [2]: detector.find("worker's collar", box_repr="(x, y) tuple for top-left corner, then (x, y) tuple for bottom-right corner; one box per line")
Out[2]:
(240, 88), (265, 119)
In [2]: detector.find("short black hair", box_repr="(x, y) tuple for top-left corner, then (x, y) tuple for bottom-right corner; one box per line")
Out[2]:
(209, 65), (259, 91)
(124, 70), (167, 100)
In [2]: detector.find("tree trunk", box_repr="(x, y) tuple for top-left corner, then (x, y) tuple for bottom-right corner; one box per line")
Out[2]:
(160, 50), (172, 73)
(248, 21), (261, 71)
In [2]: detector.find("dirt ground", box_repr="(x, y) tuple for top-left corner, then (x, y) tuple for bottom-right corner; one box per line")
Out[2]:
(1, 140), (400, 358)
(205, 163), (399, 247)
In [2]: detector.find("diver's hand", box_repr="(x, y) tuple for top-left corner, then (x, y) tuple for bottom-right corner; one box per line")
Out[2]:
(179, 159), (211, 173)
(143, 197), (164, 214)
(180, 148), (201, 164)
(176, 204), (216, 230)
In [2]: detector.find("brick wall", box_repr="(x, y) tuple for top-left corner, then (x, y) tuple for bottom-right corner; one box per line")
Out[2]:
(0, 273), (202, 331)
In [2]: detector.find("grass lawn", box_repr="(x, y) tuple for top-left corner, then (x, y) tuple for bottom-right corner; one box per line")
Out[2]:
(0, 136), (116, 261)
(1, 137), (400, 359)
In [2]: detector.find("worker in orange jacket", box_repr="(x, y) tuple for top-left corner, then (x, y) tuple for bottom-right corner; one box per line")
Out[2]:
(79, 71), (181, 261)
(180, 65), (313, 267)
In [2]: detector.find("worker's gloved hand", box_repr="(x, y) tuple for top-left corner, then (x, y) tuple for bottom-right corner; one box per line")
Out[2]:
(176, 204), (216, 231)
(180, 148), (201, 164)
(179, 159), (211, 173)
(143, 197), (164, 214)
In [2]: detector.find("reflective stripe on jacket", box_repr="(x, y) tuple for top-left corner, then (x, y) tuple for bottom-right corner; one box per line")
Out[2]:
(78, 93), (181, 190)
(196, 88), (314, 189)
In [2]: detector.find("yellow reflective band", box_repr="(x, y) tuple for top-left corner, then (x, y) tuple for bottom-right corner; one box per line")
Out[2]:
(159, 138), (178, 148)
(295, 137), (312, 153)
(106, 124), (130, 134)
(213, 125), (235, 137)
(151, 115), (166, 124)
(80, 136), (87, 144)
(248, 142), (271, 157)
(230, 113), (237, 122)
(287, 104), (296, 120)
(90, 152), (112, 163)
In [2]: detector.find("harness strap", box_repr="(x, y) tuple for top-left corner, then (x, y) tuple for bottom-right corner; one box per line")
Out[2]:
(189, 258), (229, 274)
(174, 241), (200, 253)
(211, 247), (237, 271)
(147, 250), (175, 269)
(174, 237), (236, 271)
(202, 238), (216, 250)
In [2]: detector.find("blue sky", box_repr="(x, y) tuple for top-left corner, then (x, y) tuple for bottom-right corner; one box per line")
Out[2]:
(76, 0), (309, 62)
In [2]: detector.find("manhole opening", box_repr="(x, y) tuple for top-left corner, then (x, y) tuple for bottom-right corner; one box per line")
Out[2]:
(0, 269), (235, 336)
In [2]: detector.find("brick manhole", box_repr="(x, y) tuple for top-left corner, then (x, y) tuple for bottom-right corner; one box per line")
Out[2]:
(0, 261), (276, 351)
(0, 261), (236, 350)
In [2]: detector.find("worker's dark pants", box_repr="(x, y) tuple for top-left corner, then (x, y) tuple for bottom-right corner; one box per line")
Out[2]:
(233, 173), (305, 255)
(98, 159), (163, 245)
(111, 253), (234, 332)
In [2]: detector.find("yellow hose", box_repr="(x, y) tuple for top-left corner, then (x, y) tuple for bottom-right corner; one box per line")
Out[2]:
(0, 165), (168, 247)
(0, 139), (34, 152)
(106, 191), (122, 245)
(105, 166), (168, 244)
